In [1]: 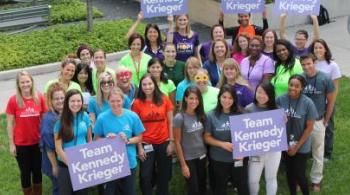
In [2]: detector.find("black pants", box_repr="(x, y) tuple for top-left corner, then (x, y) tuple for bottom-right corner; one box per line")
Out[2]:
(104, 168), (137, 195)
(185, 157), (207, 195)
(58, 162), (88, 195)
(15, 144), (42, 188)
(210, 158), (249, 195)
(284, 152), (309, 195)
(139, 141), (172, 195)
(324, 108), (335, 159)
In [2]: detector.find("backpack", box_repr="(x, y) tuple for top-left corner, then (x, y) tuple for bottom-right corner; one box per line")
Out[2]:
(318, 5), (330, 26)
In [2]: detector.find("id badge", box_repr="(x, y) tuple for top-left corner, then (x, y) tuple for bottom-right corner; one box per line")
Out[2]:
(143, 144), (154, 153)
(199, 154), (206, 160)
(250, 156), (260, 162)
(234, 160), (243, 167)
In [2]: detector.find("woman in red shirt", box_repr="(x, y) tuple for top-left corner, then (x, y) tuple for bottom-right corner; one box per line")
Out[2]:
(132, 74), (174, 195)
(6, 71), (47, 195)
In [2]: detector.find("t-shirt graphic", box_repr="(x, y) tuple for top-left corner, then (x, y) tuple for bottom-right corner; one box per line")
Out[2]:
(187, 121), (203, 133)
(177, 42), (194, 54)
(217, 120), (231, 132)
(20, 106), (40, 117)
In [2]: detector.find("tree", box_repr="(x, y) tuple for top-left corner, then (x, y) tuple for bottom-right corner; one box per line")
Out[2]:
(86, 0), (93, 32)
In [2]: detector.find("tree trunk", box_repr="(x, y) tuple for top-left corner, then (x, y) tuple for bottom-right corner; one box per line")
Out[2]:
(87, 0), (93, 32)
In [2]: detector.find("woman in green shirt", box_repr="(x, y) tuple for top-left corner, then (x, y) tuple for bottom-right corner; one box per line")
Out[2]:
(92, 49), (115, 94)
(194, 68), (219, 113)
(271, 39), (303, 97)
(119, 33), (152, 86)
(163, 43), (185, 86)
(147, 58), (176, 108)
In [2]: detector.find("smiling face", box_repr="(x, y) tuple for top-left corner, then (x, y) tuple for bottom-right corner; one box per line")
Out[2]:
(176, 15), (189, 30)
(223, 65), (237, 81)
(52, 90), (65, 113)
(79, 49), (92, 64)
(276, 44), (289, 62)
(164, 44), (177, 61)
(264, 31), (275, 48)
(288, 78), (303, 99)
(77, 68), (88, 84)
(185, 92), (199, 111)
(220, 91), (234, 111)
(249, 39), (262, 56)
(194, 71), (209, 92)
(109, 92), (124, 113)
(18, 75), (33, 95)
(141, 76), (155, 97)
(238, 36), (249, 51)
(68, 94), (82, 115)
(61, 63), (76, 81)
(313, 42), (326, 60)
(148, 62), (163, 80)
(187, 63), (199, 80)
(238, 13), (250, 26)
(100, 76), (114, 94)
(301, 57), (316, 76)
(130, 38), (142, 55)
(255, 86), (269, 106)
(94, 51), (106, 70)
(212, 26), (225, 41)
(214, 41), (227, 58)
(116, 70), (132, 89)
(146, 27), (159, 43)
(295, 33), (307, 49)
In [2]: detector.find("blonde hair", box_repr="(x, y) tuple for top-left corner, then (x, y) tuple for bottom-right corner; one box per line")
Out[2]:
(217, 58), (252, 90)
(175, 14), (194, 38)
(15, 71), (39, 108)
(109, 86), (125, 101)
(96, 72), (115, 108)
(46, 82), (66, 111)
(184, 57), (201, 80)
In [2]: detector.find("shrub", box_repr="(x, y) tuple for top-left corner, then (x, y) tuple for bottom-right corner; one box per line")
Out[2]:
(0, 19), (145, 71)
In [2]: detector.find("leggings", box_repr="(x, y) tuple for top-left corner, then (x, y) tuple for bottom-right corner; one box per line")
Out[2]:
(284, 152), (309, 195)
(15, 144), (42, 188)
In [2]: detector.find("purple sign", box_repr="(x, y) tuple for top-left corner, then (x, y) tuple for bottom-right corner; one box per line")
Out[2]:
(141, 0), (188, 18)
(230, 109), (288, 158)
(273, 0), (320, 15)
(65, 137), (130, 191)
(221, 0), (265, 14)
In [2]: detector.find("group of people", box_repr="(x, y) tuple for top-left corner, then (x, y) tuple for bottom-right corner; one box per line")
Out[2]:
(6, 10), (341, 195)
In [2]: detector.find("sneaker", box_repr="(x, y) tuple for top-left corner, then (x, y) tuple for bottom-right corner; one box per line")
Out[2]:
(312, 183), (321, 192)
(324, 157), (330, 163)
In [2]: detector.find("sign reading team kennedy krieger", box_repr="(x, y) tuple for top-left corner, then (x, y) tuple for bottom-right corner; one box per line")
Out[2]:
(221, 0), (265, 14)
(65, 137), (130, 191)
(230, 109), (288, 158)
(141, 0), (188, 18)
(273, 0), (320, 15)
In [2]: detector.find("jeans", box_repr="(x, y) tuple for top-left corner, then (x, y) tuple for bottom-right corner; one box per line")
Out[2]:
(248, 152), (281, 195)
(139, 141), (172, 195)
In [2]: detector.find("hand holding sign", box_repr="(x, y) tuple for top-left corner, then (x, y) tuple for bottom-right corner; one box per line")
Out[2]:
(141, 0), (188, 18)
(221, 142), (234, 153)
(274, 0), (321, 16)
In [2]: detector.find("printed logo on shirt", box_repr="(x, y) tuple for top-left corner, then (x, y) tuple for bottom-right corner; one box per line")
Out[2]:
(216, 120), (231, 131)
(122, 124), (132, 133)
(187, 121), (203, 133)
(285, 108), (302, 119)
(144, 111), (165, 123)
(303, 85), (322, 95)
(19, 107), (40, 117)
(177, 43), (193, 54)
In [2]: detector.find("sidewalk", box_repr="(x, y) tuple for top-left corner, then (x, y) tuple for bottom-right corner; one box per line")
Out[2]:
(0, 12), (349, 112)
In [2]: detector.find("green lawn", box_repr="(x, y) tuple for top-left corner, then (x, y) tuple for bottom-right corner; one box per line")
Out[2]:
(0, 77), (349, 194)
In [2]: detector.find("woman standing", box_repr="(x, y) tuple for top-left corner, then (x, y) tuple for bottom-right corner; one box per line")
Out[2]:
(163, 43), (185, 86)
(76, 44), (95, 68)
(199, 24), (228, 62)
(94, 87), (144, 195)
(240, 36), (274, 92)
(310, 39), (341, 161)
(6, 71), (47, 195)
(271, 39), (303, 97)
(245, 81), (281, 195)
(262, 29), (278, 59)
(132, 74), (174, 195)
(119, 33), (152, 85)
(167, 14), (200, 62)
(44, 59), (81, 94)
(204, 85), (249, 195)
(72, 63), (95, 109)
(92, 49), (115, 94)
(231, 33), (250, 65)
(203, 40), (231, 86)
(40, 82), (65, 195)
(54, 89), (92, 194)
(194, 69), (219, 113)
(217, 58), (253, 108)
(173, 86), (207, 195)
(126, 12), (164, 60)
(276, 75), (317, 195)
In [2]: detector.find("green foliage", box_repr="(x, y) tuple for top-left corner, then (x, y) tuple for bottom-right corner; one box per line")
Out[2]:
(0, 19), (145, 71)
(50, 0), (103, 24)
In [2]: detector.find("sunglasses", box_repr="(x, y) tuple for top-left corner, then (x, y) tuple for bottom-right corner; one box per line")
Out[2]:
(194, 75), (209, 82)
(117, 71), (132, 79)
(100, 80), (114, 86)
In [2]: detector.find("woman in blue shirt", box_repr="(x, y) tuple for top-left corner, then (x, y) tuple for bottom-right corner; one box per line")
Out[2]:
(40, 82), (66, 195)
(94, 87), (144, 195)
(54, 89), (92, 194)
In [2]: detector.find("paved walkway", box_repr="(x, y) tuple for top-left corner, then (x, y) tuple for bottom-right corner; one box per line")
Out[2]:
(0, 2), (349, 112)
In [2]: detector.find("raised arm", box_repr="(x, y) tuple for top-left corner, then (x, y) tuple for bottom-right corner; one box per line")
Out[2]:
(125, 12), (144, 39)
(279, 13), (288, 40)
(310, 15), (320, 41)
(166, 15), (175, 43)
(262, 9), (269, 30)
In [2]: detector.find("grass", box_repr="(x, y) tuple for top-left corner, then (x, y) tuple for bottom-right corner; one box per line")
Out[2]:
(0, 77), (349, 194)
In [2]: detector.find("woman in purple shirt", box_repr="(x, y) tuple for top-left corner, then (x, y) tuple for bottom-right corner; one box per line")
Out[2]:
(240, 36), (274, 92)
(217, 58), (253, 108)
(262, 29), (278, 60)
(167, 14), (200, 62)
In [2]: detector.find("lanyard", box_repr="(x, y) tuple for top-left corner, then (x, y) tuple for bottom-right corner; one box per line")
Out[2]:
(216, 63), (221, 79)
(74, 116), (79, 146)
(305, 73), (318, 95)
(288, 96), (301, 132)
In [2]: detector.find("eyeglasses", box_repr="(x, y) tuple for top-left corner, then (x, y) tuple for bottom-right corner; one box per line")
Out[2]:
(100, 80), (114, 86)
(194, 75), (209, 82)
(53, 97), (65, 101)
(117, 71), (132, 80)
